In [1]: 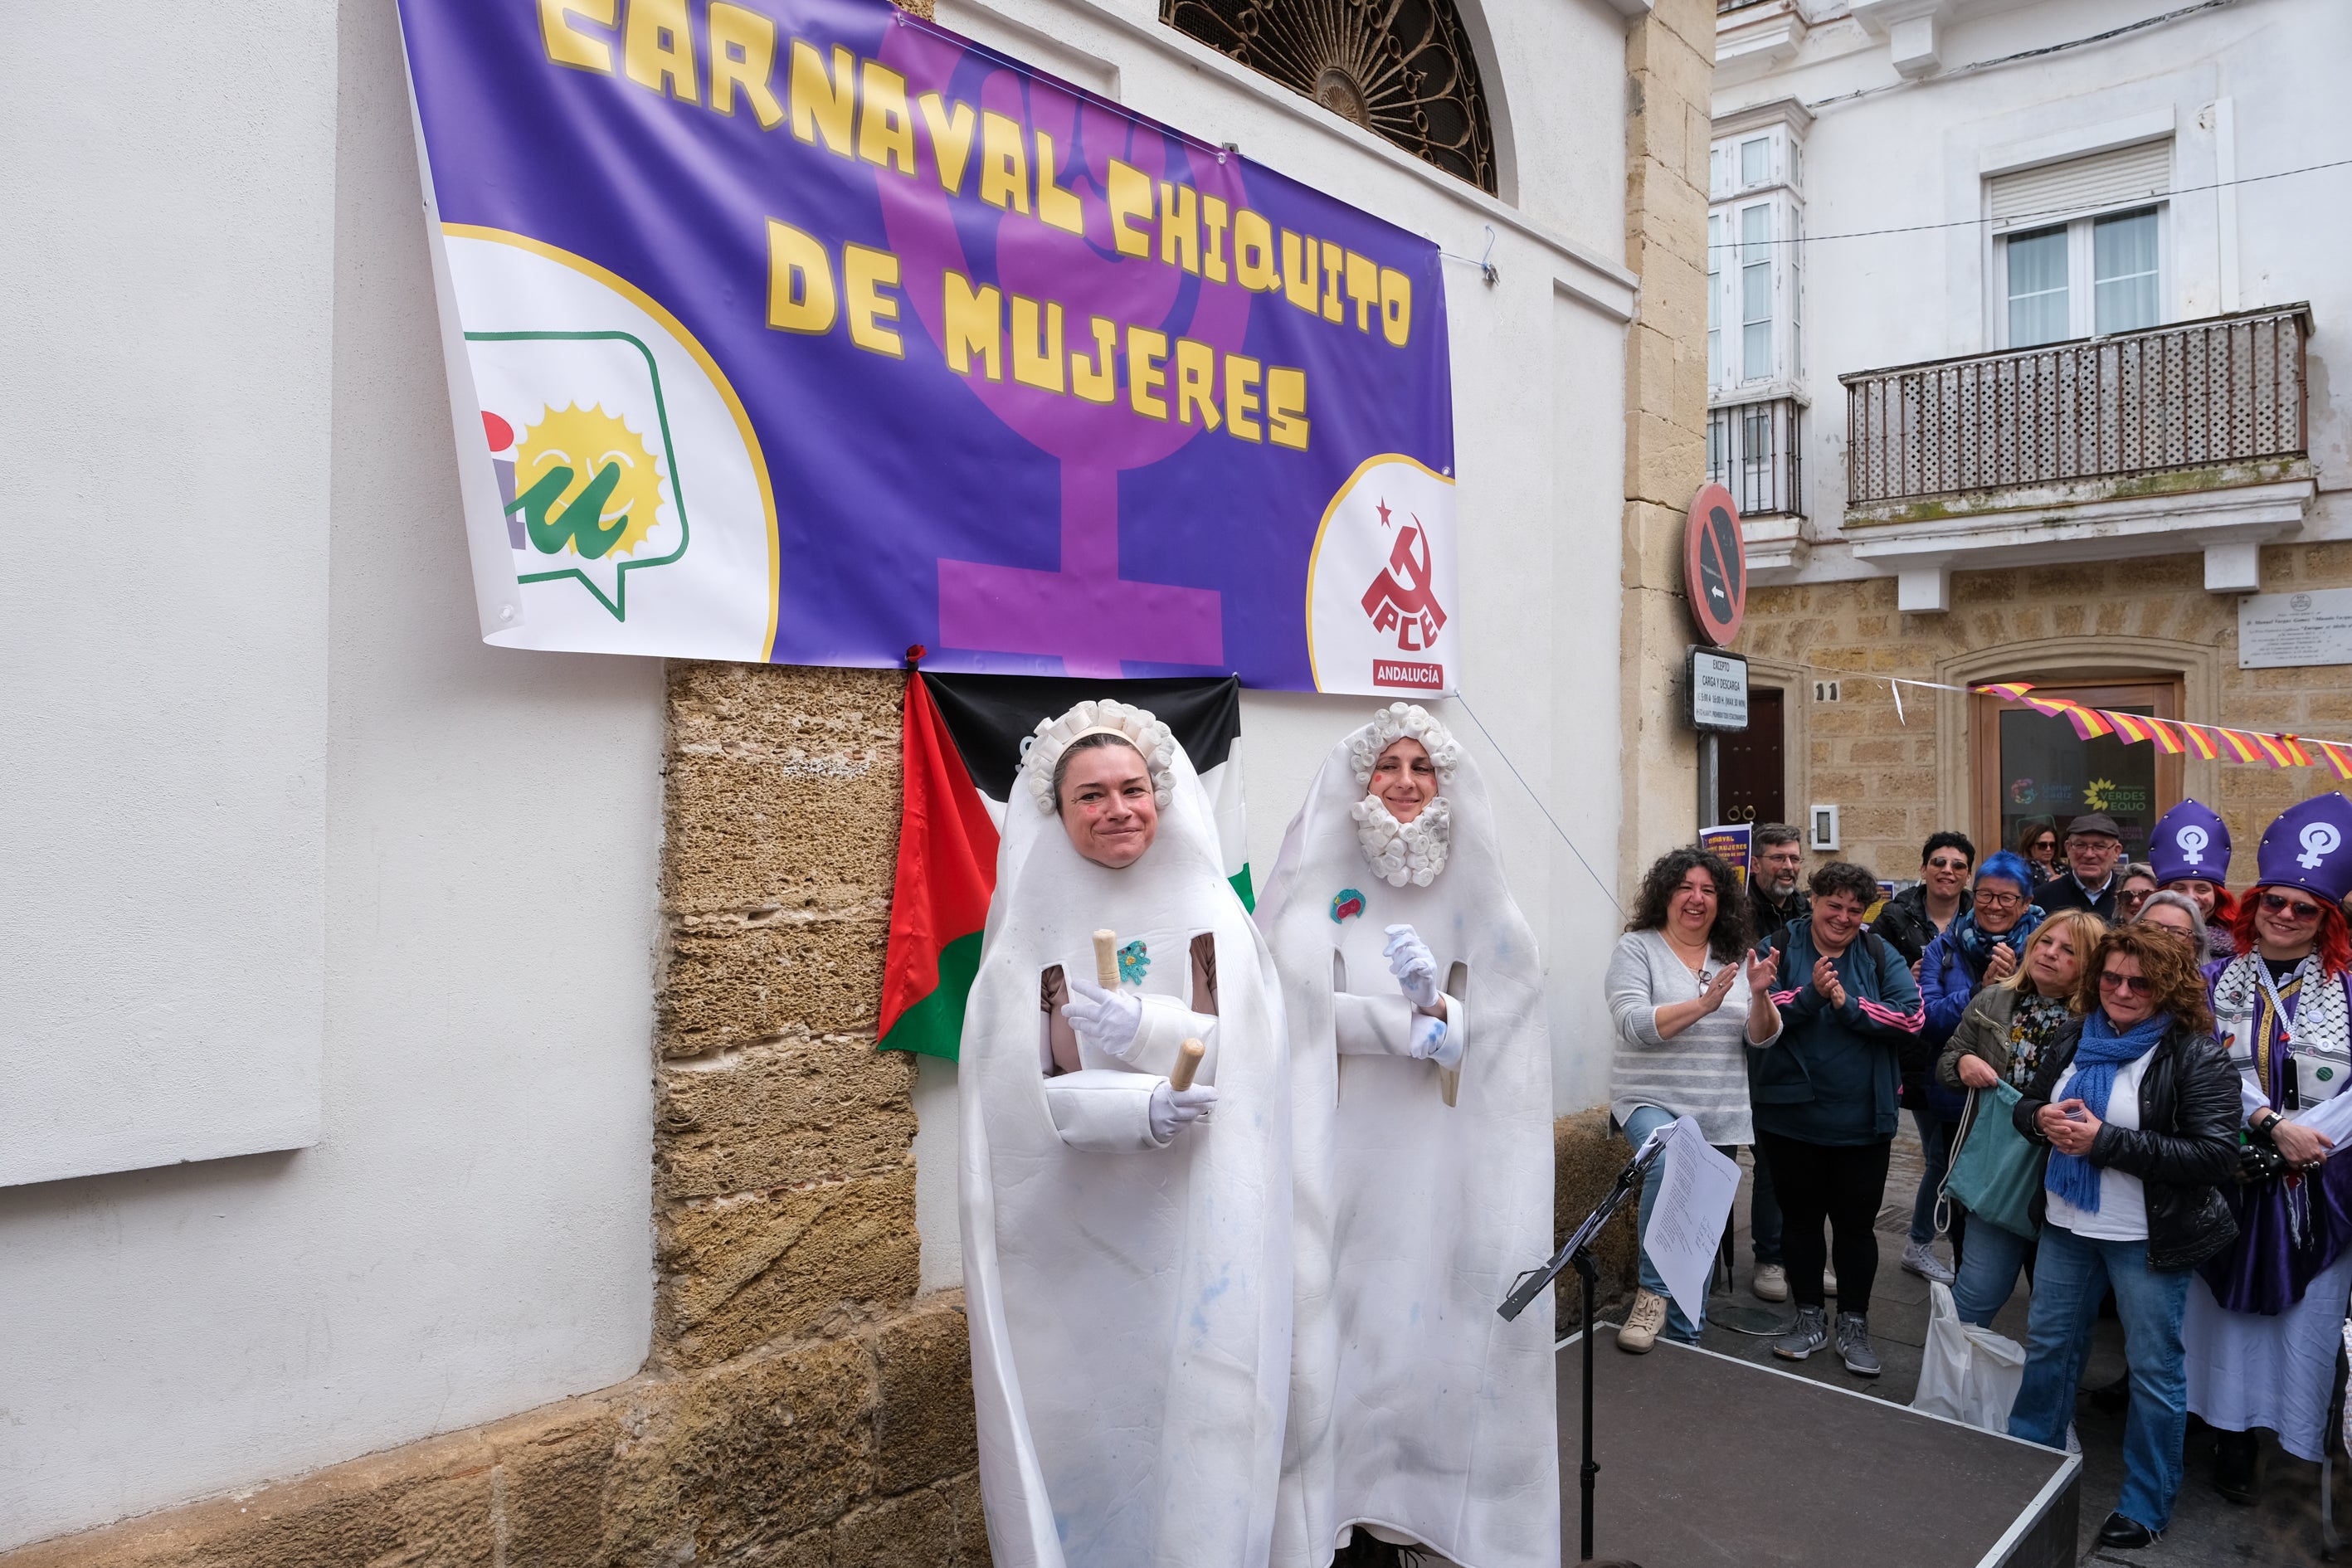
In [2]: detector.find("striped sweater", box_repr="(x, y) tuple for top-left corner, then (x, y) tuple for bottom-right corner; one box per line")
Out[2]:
(1751, 918), (1925, 1145)
(1607, 929), (1782, 1145)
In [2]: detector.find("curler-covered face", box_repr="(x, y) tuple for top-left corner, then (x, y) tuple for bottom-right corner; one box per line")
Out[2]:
(1371, 738), (1439, 823)
(1058, 742), (1159, 868)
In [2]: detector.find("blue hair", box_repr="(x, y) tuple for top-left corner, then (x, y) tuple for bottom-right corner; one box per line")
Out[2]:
(1975, 850), (2035, 895)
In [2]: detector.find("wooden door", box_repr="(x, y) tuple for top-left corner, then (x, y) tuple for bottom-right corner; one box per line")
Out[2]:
(1717, 686), (1786, 826)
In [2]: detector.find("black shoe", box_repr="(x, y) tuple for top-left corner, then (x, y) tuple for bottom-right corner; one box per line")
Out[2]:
(2087, 1371), (2130, 1415)
(2214, 1428), (2259, 1505)
(2096, 1512), (2157, 1550)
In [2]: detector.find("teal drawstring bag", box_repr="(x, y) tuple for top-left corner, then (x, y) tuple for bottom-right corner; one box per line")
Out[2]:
(1938, 1080), (2043, 1241)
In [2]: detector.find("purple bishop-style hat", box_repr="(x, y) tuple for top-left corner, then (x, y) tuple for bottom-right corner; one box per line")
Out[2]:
(2150, 799), (2231, 887)
(2255, 793), (2352, 903)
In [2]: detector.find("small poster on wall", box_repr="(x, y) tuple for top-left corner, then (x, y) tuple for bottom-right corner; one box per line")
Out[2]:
(1701, 822), (1752, 889)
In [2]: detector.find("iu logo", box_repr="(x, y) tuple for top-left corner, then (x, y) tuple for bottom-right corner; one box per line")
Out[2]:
(1307, 455), (1458, 695)
(1360, 504), (1449, 653)
(447, 231), (776, 662)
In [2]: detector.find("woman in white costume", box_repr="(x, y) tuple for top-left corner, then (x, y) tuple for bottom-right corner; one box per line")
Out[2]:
(958, 699), (1293, 1568)
(1259, 703), (1558, 1568)
(2186, 791), (2352, 1504)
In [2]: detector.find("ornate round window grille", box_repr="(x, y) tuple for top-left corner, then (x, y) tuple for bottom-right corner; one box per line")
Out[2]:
(1161, 0), (1498, 196)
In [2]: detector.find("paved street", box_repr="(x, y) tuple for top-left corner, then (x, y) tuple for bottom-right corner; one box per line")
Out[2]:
(1684, 1126), (2340, 1565)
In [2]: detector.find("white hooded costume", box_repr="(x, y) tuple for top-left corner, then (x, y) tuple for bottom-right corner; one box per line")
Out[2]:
(1259, 704), (1559, 1568)
(958, 699), (1294, 1568)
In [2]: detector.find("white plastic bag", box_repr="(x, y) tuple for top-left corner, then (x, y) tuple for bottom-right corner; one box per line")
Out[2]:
(1911, 1281), (2026, 1433)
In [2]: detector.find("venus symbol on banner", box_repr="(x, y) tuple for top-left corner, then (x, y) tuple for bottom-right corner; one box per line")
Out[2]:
(879, 32), (1248, 677)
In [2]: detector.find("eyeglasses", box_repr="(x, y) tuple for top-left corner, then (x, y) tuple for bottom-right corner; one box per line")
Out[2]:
(2098, 971), (2154, 996)
(1926, 858), (1970, 873)
(1975, 890), (2024, 909)
(2260, 892), (2326, 922)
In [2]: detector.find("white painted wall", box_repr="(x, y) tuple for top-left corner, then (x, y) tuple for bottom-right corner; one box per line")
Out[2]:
(2, 5), (332, 1188)
(1715, 0), (2352, 579)
(915, 0), (1641, 1290)
(0, 0), (662, 1547)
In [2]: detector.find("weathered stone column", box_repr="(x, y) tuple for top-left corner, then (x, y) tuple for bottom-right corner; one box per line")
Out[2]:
(1618, 0), (1716, 891)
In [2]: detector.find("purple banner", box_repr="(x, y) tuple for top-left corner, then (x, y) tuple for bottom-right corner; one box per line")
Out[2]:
(401, 0), (1457, 691)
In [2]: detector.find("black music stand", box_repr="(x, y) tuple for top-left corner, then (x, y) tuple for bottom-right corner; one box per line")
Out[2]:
(1498, 1131), (1668, 1563)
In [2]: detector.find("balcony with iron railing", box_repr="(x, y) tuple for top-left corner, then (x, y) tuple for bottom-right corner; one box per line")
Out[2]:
(1707, 394), (1805, 570)
(1835, 304), (2319, 609)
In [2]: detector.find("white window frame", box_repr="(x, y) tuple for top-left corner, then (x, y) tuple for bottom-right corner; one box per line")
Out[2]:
(1707, 127), (1805, 394)
(1992, 202), (2169, 348)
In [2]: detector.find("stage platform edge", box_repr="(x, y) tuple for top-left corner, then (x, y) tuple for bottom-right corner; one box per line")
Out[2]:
(1557, 1326), (2081, 1568)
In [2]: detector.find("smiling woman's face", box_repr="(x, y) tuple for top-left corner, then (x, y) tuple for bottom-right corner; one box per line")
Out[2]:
(1371, 738), (1438, 823)
(1058, 743), (1158, 868)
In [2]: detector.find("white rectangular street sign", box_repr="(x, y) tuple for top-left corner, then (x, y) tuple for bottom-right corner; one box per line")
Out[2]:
(1689, 648), (1750, 731)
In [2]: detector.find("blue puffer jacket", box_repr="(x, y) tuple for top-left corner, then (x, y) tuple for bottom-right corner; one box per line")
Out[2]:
(1914, 930), (1984, 1121)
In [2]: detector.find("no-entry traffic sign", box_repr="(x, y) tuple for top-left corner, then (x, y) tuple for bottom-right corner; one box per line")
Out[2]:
(1683, 482), (1746, 648)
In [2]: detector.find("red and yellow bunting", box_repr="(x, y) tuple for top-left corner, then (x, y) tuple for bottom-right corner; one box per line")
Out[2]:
(1975, 683), (2339, 775)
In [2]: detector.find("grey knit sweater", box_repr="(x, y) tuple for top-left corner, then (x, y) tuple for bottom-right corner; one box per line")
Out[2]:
(1607, 928), (1782, 1144)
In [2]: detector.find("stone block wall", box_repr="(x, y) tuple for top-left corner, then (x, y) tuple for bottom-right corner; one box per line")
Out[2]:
(1738, 542), (2352, 880)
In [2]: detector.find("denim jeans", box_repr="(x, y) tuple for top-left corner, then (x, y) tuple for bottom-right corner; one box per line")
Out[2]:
(1907, 1110), (1955, 1245)
(1950, 1213), (2033, 1328)
(1624, 1105), (1731, 1343)
(2008, 1224), (2191, 1532)
(1750, 1142), (1782, 1265)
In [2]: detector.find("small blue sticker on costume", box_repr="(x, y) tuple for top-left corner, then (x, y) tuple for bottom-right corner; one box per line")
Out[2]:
(1330, 889), (1366, 923)
(2321, 1066), (2336, 1082)
(1118, 940), (1150, 986)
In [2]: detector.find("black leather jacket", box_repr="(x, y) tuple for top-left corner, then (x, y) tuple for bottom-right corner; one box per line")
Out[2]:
(2012, 1017), (2241, 1272)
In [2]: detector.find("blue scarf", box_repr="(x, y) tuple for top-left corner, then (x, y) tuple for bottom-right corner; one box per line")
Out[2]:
(2045, 1009), (2173, 1215)
(1951, 903), (2043, 975)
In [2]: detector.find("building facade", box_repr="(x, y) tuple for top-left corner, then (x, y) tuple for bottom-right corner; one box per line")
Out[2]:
(2, 0), (1708, 1557)
(1710, 0), (2352, 878)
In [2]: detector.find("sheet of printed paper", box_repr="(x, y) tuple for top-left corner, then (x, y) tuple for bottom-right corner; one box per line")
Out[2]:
(1641, 1116), (1741, 1316)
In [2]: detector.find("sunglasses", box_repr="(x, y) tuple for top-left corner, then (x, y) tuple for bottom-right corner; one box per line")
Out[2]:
(2260, 892), (2326, 922)
(2097, 971), (2154, 996)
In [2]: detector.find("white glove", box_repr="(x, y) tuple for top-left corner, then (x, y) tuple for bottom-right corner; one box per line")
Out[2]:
(1384, 924), (1442, 1010)
(1409, 1010), (1461, 1069)
(1063, 977), (1143, 1061)
(1148, 1082), (1219, 1142)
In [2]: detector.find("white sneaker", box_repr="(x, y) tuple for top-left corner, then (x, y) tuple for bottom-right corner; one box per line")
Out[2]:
(1618, 1288), (1670, 1353)
(1824, 1264), (1838, 1295)
(1902, 1239), (1955, 1286)
(1752, 1263), (1789, 1303)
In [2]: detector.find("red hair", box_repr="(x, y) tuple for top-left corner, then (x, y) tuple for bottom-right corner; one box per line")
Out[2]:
(2211, 887), (2241, 928)
(2230, 886), (2352, 978)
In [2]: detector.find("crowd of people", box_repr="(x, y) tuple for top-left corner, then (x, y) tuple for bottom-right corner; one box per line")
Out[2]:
(1606, 795), (2352, 1551)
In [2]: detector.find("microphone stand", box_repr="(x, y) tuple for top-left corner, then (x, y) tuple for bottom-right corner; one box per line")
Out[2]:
(1498, 1131), (1668, 1563)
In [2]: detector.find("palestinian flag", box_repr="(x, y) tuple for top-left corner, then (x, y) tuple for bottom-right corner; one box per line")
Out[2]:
(878, 673), (1249, 1059)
